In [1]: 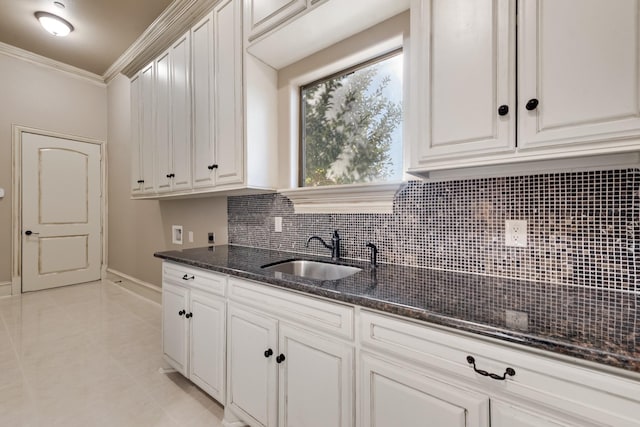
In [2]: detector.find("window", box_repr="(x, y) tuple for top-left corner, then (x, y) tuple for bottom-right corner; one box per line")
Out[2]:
(300, 49), (403, 187)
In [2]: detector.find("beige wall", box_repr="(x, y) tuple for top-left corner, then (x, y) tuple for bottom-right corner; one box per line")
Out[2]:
(0, 53), (107, 285)
(106, 74), (228, 287)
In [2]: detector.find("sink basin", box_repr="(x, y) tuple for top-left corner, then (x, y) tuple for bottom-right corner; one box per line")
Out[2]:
(261, 259), (361, 281)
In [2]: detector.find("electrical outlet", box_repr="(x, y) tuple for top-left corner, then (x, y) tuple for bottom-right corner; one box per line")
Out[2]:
(505, 220), (527, 247)
(208, 232), (215, 244)
(172, 225), (183, 245)
(274, 217), (282, 233)
(505, 310), (529, 331)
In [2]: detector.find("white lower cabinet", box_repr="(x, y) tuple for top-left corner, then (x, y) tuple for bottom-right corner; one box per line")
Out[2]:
(160, 262), (640, 427)
(226, 278), (354, 427)
(360, 352), (489, 427)
(161, 263), (227, 403)
(359, 309), (640, 427)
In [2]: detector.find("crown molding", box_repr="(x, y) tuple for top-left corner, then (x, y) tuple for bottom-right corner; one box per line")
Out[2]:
(0, 41), (105, 85)
(103, 0), (219, 83)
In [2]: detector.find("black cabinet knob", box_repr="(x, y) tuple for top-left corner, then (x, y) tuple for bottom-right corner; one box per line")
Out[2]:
(25, 230), (33, 236)
(137, 180), (144, 184)
(264, 349), (273, 358)
(207, 164), (218, 170)
(178, 310), (185, 316)
(185, 313), (193, 319)
(498, 105), (509, 116)
(166, 173), (175, 178)
(525, 98), (539, 111)
(182, 274), (195, 281)
(276, 354), (286, 364)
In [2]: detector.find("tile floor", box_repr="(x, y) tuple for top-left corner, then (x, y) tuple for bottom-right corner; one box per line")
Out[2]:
(0, 280), (224, 426)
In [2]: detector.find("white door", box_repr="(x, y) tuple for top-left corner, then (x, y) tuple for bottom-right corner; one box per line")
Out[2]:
(518, 0), (640, 150)
(213, 0), (244, 186)
(191, 12), (216, 189)
(21, 132), (102, 292)
(410, 0), (515, 167)
(227, 304), (278, 427)
(155, 49), (172, 193)
(162, 282), (190, 376)
(189, 290), (226, 403)
(278, 323), (353, 427)
(360, 352), (489, 427)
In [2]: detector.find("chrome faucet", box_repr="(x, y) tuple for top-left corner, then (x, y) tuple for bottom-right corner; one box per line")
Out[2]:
(306, 230), (341, 261)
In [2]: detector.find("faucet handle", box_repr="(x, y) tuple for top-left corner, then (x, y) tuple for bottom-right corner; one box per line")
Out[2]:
(332, 230), (340, 239)
(366, 242), (378, 267)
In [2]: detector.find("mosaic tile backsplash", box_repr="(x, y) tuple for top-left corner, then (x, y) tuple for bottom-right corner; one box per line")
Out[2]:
(228, 169), (640, 291)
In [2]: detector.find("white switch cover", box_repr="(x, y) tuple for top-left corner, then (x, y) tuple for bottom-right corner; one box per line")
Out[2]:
(0, 188), (4, 198)
(188, 231), (194, 243)
(505, 220), (527, 247)
(274, 217), (282, 233)
(172, 225), (183, 245)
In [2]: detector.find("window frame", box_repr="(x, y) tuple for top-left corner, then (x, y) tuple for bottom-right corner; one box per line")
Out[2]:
(298, 47), (404, 187)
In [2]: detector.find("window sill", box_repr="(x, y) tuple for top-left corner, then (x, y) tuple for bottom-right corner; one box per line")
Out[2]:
(279, 182), (404, 214)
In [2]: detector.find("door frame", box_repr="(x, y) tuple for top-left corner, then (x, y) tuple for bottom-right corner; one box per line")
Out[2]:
(11, 125), (107, 295)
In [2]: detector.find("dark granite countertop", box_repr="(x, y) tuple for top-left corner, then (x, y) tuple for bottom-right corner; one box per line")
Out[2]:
(154, 245), (640, 374)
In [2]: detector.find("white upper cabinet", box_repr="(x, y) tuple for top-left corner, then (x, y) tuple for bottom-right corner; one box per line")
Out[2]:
(155, 49), (172, 193)
(139, 62), (156, 193)
(170, 32), (192, 192)
(131, 0), (278, 198)
(245, 0), (307, 42)
(408, 0), (640, 174)
(410, 0), (515, 166)
(517, 0), (640, 151)
(130, 74), (142, 194)
(191, 12), (216, 189)
(213, 0), (244, 186)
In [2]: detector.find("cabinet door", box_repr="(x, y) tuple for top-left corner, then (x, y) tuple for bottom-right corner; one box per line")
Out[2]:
(278, 323), (354, 427)
(213, 0), (244, 187)
(245, 0), (306, 42)
(360, 353), (489, 427)
(518, 0), (640, 150)
(162, 282), (190, 376)
(227, 304), (278, 427)
(170, 32), (192, 192)
(130, 74), (142, 194)
(410, 0), (515, 167)
(189, 290), (226, 403)
(155, 49), (172, 193)
(491, 400), (577, 427)
(191, 12), (216, 189)
(139, 61), (156, 193)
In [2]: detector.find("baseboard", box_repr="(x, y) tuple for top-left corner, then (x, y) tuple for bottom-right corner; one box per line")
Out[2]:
(106, 268), (161, 304)
(0, 281), (11, 298)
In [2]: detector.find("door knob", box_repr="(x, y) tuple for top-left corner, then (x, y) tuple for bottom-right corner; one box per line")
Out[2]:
(525, 98), (539, 111)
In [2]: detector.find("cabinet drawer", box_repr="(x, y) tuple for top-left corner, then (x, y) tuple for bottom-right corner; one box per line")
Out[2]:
(229, 277), (354, 340)
(163, 262), (227, 296)
(360, 309), (640, 426)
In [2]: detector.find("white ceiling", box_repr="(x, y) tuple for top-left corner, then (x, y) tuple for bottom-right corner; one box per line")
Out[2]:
(0, 0), (174, 76)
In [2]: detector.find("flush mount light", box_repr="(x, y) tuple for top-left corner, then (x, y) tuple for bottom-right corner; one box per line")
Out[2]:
(35, 11), (74, 37)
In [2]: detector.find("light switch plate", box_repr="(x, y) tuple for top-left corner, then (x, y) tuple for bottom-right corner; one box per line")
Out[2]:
(274, 217), (282, 233)
(0, 187), (4, 198)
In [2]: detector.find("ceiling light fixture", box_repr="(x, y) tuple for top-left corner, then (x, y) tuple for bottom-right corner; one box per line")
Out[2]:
(35, 11), (74, 37)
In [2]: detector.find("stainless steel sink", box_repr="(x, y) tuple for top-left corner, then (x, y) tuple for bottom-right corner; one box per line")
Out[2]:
(261, 259), (361, 280)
